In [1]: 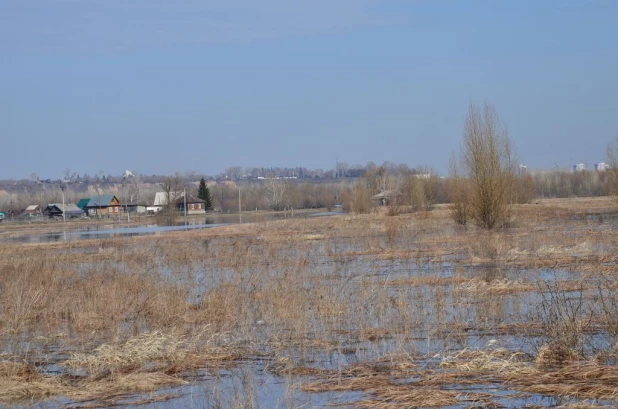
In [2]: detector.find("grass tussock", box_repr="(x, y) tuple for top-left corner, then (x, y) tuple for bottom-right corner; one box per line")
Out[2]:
(356, 388), (492, 408)
(440, 347), (530, 372)
(0, 361), (70, 403)
(0, 329), (249, 404)
(64, 331), (188, 372)
(508, 362), (618, 400)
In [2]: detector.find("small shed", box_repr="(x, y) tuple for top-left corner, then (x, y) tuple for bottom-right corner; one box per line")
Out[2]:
(125, 201), (148, 215)
(24, 205), (41, 216)
(43, 204), (84, 219)
(372, 190), (401, 206)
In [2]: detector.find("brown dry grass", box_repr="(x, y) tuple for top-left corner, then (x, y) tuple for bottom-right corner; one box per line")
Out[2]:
(0, 197), (617, 405)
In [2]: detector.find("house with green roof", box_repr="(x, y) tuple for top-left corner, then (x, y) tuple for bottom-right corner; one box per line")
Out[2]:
(83, 195), (122, 217)
(76, 198), (90, 210)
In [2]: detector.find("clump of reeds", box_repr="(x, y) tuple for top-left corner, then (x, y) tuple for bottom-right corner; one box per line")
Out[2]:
(0, 327), (254, 405)
(356, 388), (493, 408)
(459, 277), (533, 294)
(64, 331), (187, 372)
(440, 347), (529, 372)
(535, 343), (582, 366)
(0, 361), (71, 403)
(508, 362), (618, 400)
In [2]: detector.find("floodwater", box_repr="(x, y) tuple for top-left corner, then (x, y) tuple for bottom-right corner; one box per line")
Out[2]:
(2, 210), (346, 243)
(4, 209), (616, 408)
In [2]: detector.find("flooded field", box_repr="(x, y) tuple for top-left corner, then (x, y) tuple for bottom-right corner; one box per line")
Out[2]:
(0, 198), (617, 408)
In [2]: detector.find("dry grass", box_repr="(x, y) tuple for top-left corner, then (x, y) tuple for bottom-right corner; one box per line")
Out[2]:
(64, 331), (188, 372)
(0, 329), (250, 404)
(440, 347), (530, 372)
(508, 362), (618, 400)
(0, 197), (617, 406)
(356, 388), (493, 408)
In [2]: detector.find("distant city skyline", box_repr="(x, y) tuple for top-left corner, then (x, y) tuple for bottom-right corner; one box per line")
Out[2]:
(2, 0), (617, 180)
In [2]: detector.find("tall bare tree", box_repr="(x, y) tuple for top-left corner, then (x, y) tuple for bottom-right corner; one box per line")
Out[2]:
(460, 102), (517, 229)
(159, 174), (183, 225)
(128, 172), (142, 204)
(63, 168), (77, 183)
(264, 178), (287, 211)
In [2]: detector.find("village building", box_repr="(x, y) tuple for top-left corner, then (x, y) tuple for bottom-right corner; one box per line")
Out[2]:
(43, 203), (84, 219)
(371, 190), (401, 206)
(24, 205), (42, 216)
(147, 191), (185, 214)
(76, 198), (90, 211)
(82, 195), (122, 217)
(175, 195), (206, 214)
(125, 200), (148, 215)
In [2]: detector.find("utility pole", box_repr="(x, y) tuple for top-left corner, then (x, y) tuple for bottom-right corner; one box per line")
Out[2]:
(61, 185), (66, 223)
(122, 176), (130, 222)
(238, 185), (242, 224)
(184, 188), (187, 226)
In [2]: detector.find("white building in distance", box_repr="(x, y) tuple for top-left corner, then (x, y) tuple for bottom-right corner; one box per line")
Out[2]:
(595, 162), (609, 171)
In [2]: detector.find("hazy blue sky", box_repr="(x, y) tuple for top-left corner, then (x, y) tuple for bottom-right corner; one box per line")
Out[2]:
(1, 0), (617, 179)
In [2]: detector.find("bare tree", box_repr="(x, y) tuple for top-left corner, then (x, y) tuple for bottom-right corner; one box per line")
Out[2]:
(460, 102), (517, 229)
(159, 174), (183, 225)
(225, 166), (243, 180)
(348, 182), (373, 214)
(336, 161), (349, 178)
(608, 136), (618, 200)
(128, 172), (142, 204)
(447, 151), (471, 225)
(63, 168), (77, 183)
(264, 178), (287, 211)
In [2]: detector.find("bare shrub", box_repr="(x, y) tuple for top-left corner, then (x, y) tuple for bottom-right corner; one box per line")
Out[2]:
(464, 102), (517, 227)
(158, 174), (183, 225)
(458, 102), (518, 229)
(384, 217), (400, 243)
(513, 173), (535, 204)
(535, 282), (591, 363)
(447, 153), (470, 225)
(386, 191), (403, 216)
(348, 182), (373, 214)
(607, 136), (618, 201)
(409, 177), (427, 212)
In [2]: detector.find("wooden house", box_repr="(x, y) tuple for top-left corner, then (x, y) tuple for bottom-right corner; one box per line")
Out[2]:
(24, 205), (42, 216)
(175, 195), (206, 214)
(83, 195), (122, 217)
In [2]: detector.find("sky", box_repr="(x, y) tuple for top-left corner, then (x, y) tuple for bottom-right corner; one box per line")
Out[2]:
(1, 0), (617, 180)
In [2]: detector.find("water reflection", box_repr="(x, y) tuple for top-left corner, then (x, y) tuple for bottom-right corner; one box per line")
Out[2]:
(5, 210), (346, 243)
(8, 223), (227, 243)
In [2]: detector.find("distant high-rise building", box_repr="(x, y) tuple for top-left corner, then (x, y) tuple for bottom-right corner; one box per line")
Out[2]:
(595, 162), (609, 171)
(573, 163), (586, 172)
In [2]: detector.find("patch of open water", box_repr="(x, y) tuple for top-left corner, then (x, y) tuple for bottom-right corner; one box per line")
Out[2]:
(4, 211), (347, 243)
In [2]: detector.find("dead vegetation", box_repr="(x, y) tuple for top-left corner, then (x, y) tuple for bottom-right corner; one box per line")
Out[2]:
(0, 197), (617, 406)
